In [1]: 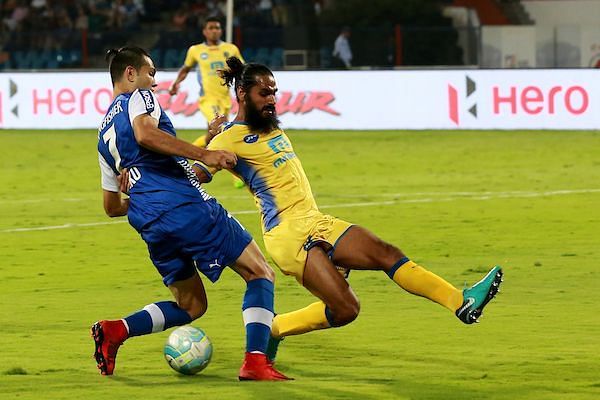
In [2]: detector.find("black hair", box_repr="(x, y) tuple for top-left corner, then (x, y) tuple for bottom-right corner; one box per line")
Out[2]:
(220, 56), (273, 99)
(203, 17), (222, 29)
(105, 46), (151, 85)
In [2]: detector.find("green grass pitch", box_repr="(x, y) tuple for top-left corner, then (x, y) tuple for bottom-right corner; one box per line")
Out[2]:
(0, 129), (599, 400)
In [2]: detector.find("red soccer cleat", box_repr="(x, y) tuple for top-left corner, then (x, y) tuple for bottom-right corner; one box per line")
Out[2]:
(238, 352), (293, 381)
(91, 320), (128, 375)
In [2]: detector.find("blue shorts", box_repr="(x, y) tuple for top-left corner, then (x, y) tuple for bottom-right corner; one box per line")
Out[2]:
(139, 199), (252, 286)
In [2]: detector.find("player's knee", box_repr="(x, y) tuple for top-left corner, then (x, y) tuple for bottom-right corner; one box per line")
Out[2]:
(331, 297), (360, 327)
(181, 299), (208, 320)
(371, 239), (404, 266)
(249, 260), (275, 282)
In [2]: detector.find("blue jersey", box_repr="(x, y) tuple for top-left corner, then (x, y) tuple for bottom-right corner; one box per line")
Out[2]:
(97, 88), (212, 231)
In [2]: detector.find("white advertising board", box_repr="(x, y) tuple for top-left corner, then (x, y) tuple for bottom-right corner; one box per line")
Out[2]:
(0, 69), (598, 130)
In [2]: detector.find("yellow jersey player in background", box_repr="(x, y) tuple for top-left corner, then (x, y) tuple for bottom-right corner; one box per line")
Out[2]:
(193, 57), (504, 368)
(168, 17), (244, 188)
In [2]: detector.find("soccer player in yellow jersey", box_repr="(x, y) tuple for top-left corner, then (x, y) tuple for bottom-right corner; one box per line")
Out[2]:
(193, 57), (504, 366)
(169, 17), (243, 131)
(168, 17), (245, 188)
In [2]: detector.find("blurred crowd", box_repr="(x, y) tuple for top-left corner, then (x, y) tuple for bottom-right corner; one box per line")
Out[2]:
(1, 0), (145, 51)
(0, 0), (298, 52)
(0, 0), (296, 34)
(169, 0), (291, 31)
(1, 0), (145, 33)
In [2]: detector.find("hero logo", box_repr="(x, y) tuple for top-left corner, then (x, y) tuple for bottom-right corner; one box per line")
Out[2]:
(448, 76), (478, 125)
(448, 76), (590, 126)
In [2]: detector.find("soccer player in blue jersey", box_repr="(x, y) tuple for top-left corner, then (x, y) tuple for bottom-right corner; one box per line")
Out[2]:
(93, 47), (290, 380)
(192, 57), (504, 366)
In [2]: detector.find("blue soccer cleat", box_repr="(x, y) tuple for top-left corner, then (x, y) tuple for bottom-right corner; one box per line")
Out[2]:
(456, 266), (503, 324)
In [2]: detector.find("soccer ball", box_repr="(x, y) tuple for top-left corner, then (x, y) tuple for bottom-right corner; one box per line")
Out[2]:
(164, 326), (213, 375)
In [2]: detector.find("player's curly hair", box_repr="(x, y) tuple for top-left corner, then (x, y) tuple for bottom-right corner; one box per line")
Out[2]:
(220, 56), (273, 100)
(105, 46), (150, 85)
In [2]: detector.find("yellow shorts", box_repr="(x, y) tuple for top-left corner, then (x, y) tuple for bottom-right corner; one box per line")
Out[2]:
(263, 212), (353, 284)
(198, 96), (231, 121)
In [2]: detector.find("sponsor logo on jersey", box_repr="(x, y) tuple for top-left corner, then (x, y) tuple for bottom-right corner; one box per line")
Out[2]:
(210, 61), (224, 71)
(243, 134), (259, 143)
(273, 152), (296, 168)
(268, 134), (292, 153)
(268, 134), (295, 167)
(175, 157), (212, 201)
(141, 90), (155, 112)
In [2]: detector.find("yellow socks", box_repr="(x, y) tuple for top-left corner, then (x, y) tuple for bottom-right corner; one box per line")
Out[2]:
(271, 301), (331, 338)
(388, 258), (463, 311)
(271, 258), (463, 339)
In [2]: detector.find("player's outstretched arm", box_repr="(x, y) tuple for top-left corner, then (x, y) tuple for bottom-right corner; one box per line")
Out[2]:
(168, 65), (191, 96)
(132, 114), (236, 170)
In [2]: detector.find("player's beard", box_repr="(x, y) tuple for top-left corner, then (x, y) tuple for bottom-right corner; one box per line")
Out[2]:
(245, 95), (280, 133)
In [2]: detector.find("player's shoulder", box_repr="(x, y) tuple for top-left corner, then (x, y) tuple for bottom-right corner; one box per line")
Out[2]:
(122, 89), (162, 123)
(224, 41), (240, 49)
(212, 122), (251, 144)
(188, 43), (207, 53)
(130, 88), (158, 107)
(221, 41), (240, 52)
(222, 122), (249, 135)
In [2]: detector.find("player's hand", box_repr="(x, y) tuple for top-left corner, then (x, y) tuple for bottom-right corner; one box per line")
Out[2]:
(168, 82), (179, 96)
(207, 113), (227, 141)
(202, 149), (237, 170)
(118, 168), (130, 194)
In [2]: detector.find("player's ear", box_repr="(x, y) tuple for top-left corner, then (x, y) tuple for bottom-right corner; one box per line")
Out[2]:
(125, 65), (136, 83)
(236, 86), (245, 103)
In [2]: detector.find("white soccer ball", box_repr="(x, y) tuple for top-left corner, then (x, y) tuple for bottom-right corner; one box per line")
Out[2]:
(164, 326), (213, 375)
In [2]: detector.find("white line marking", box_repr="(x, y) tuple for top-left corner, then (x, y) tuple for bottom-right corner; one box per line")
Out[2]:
(1, 189), (598, 233)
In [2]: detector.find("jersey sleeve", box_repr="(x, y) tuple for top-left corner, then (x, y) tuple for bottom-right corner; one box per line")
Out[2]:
(234, 45), (244, 63)
(99, 153), (120, 192)
(128, 89), (161, 124)
(193, 131), (233, 179)
(183, 46), (197, 68)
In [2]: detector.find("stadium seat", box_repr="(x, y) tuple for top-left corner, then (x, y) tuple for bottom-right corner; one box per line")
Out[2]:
(269, 48), (284, 68)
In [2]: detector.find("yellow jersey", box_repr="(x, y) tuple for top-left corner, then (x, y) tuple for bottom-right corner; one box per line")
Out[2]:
(197, 123), (319, 233)
(184, 42), (244, 99)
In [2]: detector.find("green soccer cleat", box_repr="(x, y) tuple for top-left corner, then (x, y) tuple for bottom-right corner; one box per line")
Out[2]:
(456, 266), (503, 324)
(266, 335), (283, 365)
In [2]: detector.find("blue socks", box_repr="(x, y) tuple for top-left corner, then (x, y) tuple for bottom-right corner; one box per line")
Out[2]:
(121, 279), (275, 352)
(242, 278), (275, 353)
(123, 301), (192, 337)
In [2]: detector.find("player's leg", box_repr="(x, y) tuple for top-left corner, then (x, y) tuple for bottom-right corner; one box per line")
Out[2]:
(91, 270), (206, 376)
(229, 240), (291, 380)
(91, 208), (208, 376)
(331, 225), (502, 323)
(199, 206), (288, 380)
(191, 98), (218, 147)
(264, 216), (359, 363)
(270, 245), (360, 348)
